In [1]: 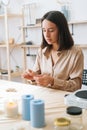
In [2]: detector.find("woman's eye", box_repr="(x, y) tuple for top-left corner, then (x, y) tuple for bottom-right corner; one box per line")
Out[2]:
(42, 29), (54, 32)
(42, 28), (55, 33)
(48, 29), (54, 32)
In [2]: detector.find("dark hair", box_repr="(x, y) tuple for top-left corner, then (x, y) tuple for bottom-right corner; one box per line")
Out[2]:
(41, 10), (74, 51)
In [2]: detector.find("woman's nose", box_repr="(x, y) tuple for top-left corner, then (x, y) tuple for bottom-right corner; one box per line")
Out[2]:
(45, 30), (50, 37)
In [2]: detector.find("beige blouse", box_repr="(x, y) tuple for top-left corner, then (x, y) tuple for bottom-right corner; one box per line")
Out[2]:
(33, 45), (84, 92)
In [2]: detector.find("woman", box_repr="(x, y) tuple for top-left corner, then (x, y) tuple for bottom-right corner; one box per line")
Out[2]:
(22, 11), (84, 92)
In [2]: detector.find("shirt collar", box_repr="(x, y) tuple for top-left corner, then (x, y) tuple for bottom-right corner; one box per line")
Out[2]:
(42, 47), (62, 59)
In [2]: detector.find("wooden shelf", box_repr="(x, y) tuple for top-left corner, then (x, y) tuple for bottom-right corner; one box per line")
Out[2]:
(0, 44), (7, 47)
(68, 20), (87, 25)
(11, 71), (22, 77)
(0, 71), (22, 77)
(0, 43), (21, 48)
(1, 43), (87, 50)
(76, 44), (87, 49)
(20, 44), (40, 48)
(20, 44), (87, 49)
(0, 44), (40, 48)
(19, 24), (41, 29)
(19, 20), (87, 29)
(0, 13), (22, 19)
(20, 20), (86, 29)
(0, 69), (13, 77)
(0, 6), (23, 80)
(1, 43), (87, 49)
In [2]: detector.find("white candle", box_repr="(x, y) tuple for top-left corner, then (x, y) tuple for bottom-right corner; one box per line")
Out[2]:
(5, 100), (18, 117)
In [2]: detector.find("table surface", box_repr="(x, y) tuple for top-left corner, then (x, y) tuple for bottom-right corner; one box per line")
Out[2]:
(0, 79), (87, 130)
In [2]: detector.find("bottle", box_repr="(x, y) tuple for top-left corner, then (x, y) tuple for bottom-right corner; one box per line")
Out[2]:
(66, 106), (83, 130)
(54, 117), (71, 130)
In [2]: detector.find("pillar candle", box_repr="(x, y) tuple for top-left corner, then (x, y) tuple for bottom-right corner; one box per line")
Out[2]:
(5, 100), (18, 118)
(22, 94), (34, 121)
(30, 99), (46, 128)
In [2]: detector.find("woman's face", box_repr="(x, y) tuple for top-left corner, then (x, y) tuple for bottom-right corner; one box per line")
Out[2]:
(42, 19), (59, 46)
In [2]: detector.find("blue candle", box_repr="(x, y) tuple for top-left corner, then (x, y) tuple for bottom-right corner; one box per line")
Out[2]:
(30, 99), (46, 128)
(22, 94), (34, 120)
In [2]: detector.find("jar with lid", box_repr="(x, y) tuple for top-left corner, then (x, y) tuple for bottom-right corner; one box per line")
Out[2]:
(53, 117), (71, 130)
(66, 106), (83, 130)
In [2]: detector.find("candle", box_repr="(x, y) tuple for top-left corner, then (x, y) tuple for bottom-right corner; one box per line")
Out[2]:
(30, 99), (45, 128)
(5, 100), (18, 118)
(22, 94), (34, 120)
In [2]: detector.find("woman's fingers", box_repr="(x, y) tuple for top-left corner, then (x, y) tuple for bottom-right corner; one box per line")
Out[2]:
(22, 70), (34, 80)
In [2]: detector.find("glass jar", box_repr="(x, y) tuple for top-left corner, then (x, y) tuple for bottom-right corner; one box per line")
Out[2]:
(54, 117), (71, 130)
(66, 106), (83, 130)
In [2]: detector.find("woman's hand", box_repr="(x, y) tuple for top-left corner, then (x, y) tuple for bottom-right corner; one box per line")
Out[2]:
(21, 69), (35, 80)
(34, 74), (54, 87)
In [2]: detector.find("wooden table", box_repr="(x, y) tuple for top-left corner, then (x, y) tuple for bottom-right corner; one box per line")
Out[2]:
(0, 79), (87, 130)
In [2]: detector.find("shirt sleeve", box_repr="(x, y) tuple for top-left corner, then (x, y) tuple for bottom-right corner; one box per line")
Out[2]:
(33, 48), (41, 74)
(52, 48), (84, 92)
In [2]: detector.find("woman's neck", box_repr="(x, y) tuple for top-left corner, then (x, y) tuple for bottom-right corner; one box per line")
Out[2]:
(52, 43), (59, 51)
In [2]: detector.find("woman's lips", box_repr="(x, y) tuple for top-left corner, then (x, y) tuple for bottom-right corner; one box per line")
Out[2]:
(46, 39), (52, 42)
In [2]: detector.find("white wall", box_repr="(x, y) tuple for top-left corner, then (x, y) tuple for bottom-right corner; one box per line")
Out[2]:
(70, 0), (87, 21)
(0, 0), (87, 71)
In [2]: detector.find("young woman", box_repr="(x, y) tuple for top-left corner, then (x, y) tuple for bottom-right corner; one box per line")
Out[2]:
(22, 11), (84, 92)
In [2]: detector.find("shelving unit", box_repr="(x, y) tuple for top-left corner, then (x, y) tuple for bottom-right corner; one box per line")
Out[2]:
(19, 4), (40, 72)
(0, 6), (23, 80)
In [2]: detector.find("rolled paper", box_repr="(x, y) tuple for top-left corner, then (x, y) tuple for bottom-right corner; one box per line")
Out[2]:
(30, 99), (45, 128)
(22, 94), (34, 120)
